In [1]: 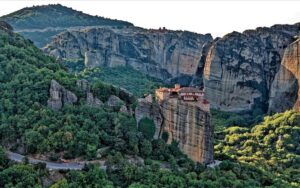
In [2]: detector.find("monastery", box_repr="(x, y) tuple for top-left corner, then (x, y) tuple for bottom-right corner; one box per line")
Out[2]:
(155, 84), (210, 112)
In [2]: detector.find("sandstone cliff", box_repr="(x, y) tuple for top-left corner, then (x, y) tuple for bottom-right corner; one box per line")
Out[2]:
(135, 95), (213, 164)
(160, 98), (213, 164)
(44, 27), (212, 83)
(204, 24), (300, 112)
(269, 38), (300, 113)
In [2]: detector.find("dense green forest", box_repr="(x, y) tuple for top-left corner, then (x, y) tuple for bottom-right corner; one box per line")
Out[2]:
(0, 23), (188, 164)
(2, 108), (299, 187)
(215, 110), (300, 186)
(0, 23), (300, 187)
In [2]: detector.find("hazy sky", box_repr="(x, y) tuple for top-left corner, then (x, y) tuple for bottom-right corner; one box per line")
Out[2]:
(0, 0), (299, 37)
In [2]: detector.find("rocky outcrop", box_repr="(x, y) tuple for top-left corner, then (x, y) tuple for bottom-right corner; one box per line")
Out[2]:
(0, 21), (13, 32)
(47, 80), (78, 110)
(269, 38), (300, 113)
(160, 98), (213, 164)
(76, 79), (90, 92)
(44, 27), (212, 82)
(86, 92), (103, 108)
(135, 95), (163, 139)
(107, 95), (124, 108)
(76, 79), (103, 108)
(47, 79), (105, 110)
(204, 24), (300, 112)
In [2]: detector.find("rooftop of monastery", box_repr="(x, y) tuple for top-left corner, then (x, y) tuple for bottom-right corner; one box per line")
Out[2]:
(155, 84), (210, 112)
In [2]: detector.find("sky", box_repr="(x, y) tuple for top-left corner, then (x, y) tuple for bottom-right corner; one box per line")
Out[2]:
(0, 0), (299, 38)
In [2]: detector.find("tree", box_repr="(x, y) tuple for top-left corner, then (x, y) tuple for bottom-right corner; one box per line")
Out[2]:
(140, 140), (152, 157)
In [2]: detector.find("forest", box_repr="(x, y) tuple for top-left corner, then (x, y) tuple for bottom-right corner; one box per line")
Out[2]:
(0, 24), (299, 187)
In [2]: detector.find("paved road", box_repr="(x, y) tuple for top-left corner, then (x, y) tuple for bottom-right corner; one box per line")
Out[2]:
(7, 151), (85, 170)
(7, 151), (219, 171)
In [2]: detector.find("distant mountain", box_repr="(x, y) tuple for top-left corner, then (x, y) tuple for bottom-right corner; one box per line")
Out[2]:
(0, 4), (133, 47)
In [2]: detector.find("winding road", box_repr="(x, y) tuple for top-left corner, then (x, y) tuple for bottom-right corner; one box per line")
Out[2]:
(6, 151), (107, 170)
(7, 151), (220, 171)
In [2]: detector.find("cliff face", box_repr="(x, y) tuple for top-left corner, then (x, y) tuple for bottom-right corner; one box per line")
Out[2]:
(204, 24), (300, 112)
(269, 38), (300, 113)
(160, 98), (213, 164)
(135, 95), (163, 139)
(44, 27), (212, 82)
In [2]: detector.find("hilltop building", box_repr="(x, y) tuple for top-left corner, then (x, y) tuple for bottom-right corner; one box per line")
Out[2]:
(155, 84), (210, 112)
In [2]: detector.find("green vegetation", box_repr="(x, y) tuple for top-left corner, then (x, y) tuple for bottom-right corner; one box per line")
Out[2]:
(75, 65), (164, 97)
(215, 110), (300, 186)
(138, 117), (156, 139)
(20, 30), (62, 48)
(1, 4), (132, 30)
(0, 26), (186, 164)
(211, 109), (263, 132)
(0, 146), (294, 188)
(0, 21), (300, 187)
(0, 4), (133, 47)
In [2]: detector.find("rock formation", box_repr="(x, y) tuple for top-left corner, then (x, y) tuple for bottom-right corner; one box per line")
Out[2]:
(269, 38), (300, 113)
(47, 80), (78, 110)
(0, 21), (13, 32)
(135, 89), (213, 164)
(204, 24), (300, 112)
(76, 79), (90, 92)
(106, 95), (124, 108)
(160, 98), (213, 164)
(48, 79), (106, 110)
(135, 95), (163, 139)
(76, 79), (103, 108)
(86, 92), (103, 108)
(44, 27), (212, 83)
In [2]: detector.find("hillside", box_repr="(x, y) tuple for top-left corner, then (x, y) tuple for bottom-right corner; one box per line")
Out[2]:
(215, 110), (300, 186)
(1, 21), (300, 187)
(1, 4), (133, 29)
(0, 4), (133, 47)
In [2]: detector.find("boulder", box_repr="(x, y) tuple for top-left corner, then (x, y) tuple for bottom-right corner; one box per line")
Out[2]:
(107, 95), (124, 108)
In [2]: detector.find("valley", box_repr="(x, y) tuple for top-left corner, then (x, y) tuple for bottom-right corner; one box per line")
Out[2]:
(0, 3), (300, 188)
